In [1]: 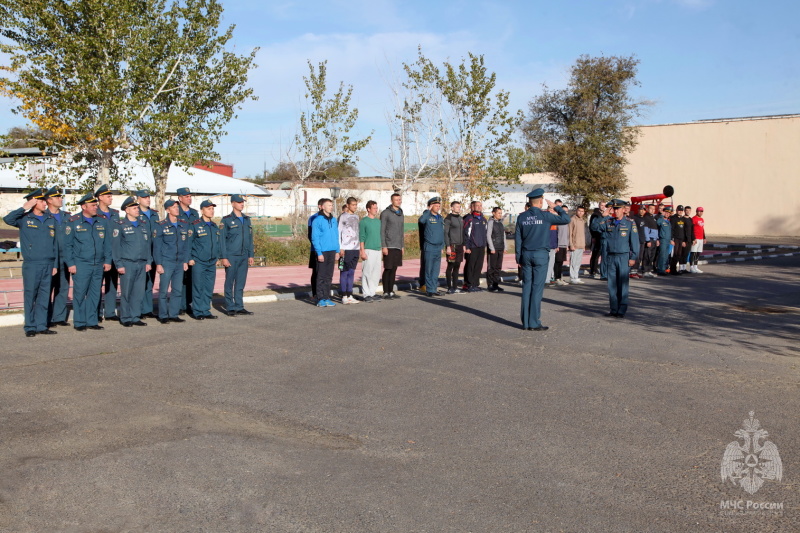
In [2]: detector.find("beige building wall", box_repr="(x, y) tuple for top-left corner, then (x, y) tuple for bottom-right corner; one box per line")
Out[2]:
(625, 115), (800, 237)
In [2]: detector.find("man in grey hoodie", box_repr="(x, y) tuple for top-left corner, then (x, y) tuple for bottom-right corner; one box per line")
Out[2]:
(380, 193), (405, 299)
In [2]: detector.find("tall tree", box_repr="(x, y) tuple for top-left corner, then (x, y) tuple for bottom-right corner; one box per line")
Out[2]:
(287, 60), (372, 233)
(400, 47), (521, 203)
(0, 0), (158, 189)
(132, 0), (258, 209)
(522, 54), (651, 205)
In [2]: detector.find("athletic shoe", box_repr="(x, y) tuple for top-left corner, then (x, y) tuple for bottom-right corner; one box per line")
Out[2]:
(382, 294), (392, 301)
(643, 272), (655, 278)
(555, 279), (568, 286)
(570, 279), (585, 284)
(342, 296), (352, 304)
(363, 296), (373, 303)
(453, 288), (464, 294)
(324, 299), (336, 307)
(446, 288), (455, 295)
(495, 285), (504, 292)
(695, 267), (704, 273)
(390, 292), (401, 299)
(593, 274), (601, 279)
(317, 300), (327, 307)
(350, 296), (360, 304)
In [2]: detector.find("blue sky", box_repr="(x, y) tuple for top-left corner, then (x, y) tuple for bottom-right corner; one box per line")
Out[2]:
(3, 0), (799, 179)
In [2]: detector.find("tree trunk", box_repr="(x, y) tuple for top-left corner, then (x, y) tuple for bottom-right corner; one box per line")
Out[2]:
(98, 149), (114, 187)
(154, 162), (170, 216)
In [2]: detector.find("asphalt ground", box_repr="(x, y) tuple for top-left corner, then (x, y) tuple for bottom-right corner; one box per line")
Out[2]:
(0, 256), (798, 532)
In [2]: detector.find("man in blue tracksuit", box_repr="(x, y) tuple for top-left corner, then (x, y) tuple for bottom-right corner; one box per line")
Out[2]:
(515, 188), (570, 331)
(62, 193), (111, 331)
(189, 200), (221, 320)
(591, 199), (640, 318)
(311, 198), (340, 307)
(153, 199), (191, 324)
(3, 188), (59, 337)
(220, 194), (255, 316)
(656, 206), (673, 275)
(418, 197), (444, 297)
(95, 184), (120, 321)
(137, 189), (160, 317)
(44, 186), (72, 327)
(112, 197), (152, 327)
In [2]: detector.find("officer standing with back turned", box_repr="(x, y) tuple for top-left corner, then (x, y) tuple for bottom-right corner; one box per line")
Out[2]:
(515, 188), (570, 331)
(591, 199), (640, 318)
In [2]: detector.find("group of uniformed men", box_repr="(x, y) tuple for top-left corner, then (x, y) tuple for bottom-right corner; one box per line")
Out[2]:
(4, 186), (255, 337)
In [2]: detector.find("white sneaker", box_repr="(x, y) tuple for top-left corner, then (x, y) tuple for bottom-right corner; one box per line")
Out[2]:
(593, 274), (601, 279)
(555, 279), (568, 286)
(695, 266), (703, 273)
(570, 278), (584, 284)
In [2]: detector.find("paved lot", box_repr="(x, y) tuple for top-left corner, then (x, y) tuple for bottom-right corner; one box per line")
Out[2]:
(1, 257), (798, 532)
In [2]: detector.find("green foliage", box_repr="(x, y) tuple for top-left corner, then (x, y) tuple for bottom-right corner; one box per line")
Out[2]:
(252, 230), (311, 266)
(522, 54), (650, 205)
(401, 47), (522, 201)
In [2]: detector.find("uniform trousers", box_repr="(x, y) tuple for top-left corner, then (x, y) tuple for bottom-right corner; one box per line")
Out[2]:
(589, 237), (602, 276)
(100, 266), (118, 319)
(118, 259), (145, 323)
(657, 242), (671, 273)
(191, 260), (217, 317)
(360, 249), (382, 298)
(23, 261), (53, 333)
(180, 265), (193, 313)
(599, 240), (608, 278)
(159, 262), (185, 319)
(606, 253), (631, 316)
(519, 250), (549, 329)
(423, 248), (442, 292)
(49, 262), (71, 323)
(486, 249), (504, 286)
(72, 262), (103, 328)
(142, 260), (157, 315)
(316, 251), (336, 301)
(224, 255), (249, 312)
(464, 247), (485, 288)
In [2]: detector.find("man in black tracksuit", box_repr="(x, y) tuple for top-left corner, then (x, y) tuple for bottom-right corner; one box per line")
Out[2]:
(486, 207), (506, 291)
(443, 201), (465, 294)
(631, 206), (647, 277)
(589, 203), (604, 277)
(462, 201), (488, 292)
(670, 205), (689, 275)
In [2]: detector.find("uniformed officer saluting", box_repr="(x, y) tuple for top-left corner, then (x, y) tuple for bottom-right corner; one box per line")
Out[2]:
(153, 199), (191, 324)
(112, 197), (152, 327)
(62, 193), (112, 331)
(220, 194), (254, 316)
(189, 199), (221, 320)
(44, 186), (72, 327)
(514, 188), (570, 331)
(136, 189), (160, 318)
(95, 184), (121, 322)
(591, 199), (640, 318)
(3, 188), (59, 337)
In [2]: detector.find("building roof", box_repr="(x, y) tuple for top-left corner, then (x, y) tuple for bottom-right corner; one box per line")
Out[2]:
(0, 158), (270, 196)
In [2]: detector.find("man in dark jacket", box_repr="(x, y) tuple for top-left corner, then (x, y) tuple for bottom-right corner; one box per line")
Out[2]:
(631, 206), (647, 279)
(486, 207), (506, 292)
(443, 201), (465, 294)
(670, 205), (689, 275)
(462, 201), (488, 292)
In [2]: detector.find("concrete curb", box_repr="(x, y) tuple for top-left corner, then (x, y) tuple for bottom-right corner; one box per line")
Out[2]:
(3, 250), (799, 328)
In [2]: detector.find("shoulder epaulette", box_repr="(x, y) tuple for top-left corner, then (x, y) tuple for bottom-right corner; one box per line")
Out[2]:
(69, 214), (81, 222)
(116, 219), (124, 225)
(222, 214), (233, 219)
(158, 218), (169, 225)
(110, 208), (119, 214)
(191, 219), (203, 225)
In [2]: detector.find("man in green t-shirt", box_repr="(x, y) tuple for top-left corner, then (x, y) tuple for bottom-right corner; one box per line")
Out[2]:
(359, 200), (383, 302)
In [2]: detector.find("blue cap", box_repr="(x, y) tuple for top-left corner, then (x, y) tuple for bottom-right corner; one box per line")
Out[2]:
(606, 199), (629, 208)
(427, 196), (441, 206)
(230, 194), (245, 203)
(24, 188), (47, 200)
(200, 199), (216, 208)
(526, 188), (545, 199)
(163, 199), (177, 209)
(135, 189), (151, 198)
(120, 196), (139, 210)
(95, 184), (112, 196)
(662, 205), (673, 212)
(176, 187), (191, 196)
(44, 186), (63, 198)
(77, 193), (98, 205)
